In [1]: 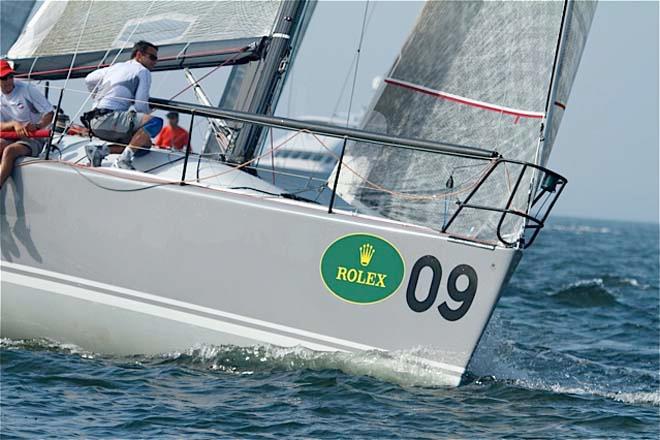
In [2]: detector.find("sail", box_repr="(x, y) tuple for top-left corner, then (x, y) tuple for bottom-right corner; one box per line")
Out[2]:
(8, 0), (284, 79)
(541, 1), (597, 167)
(0, 0), (36, 55)
(200, 0), (316, 162)
(333, 0), (596, 243)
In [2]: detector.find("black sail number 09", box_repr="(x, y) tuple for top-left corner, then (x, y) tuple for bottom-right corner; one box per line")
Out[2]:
(406, 256), (478, 321)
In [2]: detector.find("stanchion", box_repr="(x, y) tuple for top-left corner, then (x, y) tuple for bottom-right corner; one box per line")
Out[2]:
(180, 111), (195, 185)
(44, 88), (64, 160)
(328, 137), (347, 214)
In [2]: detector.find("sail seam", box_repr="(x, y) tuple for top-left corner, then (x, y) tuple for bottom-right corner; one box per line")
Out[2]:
(384, 78), (545, 120)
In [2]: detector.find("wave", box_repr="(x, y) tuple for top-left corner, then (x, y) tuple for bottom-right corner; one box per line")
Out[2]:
(0, 337), (96, 359)
(1, 338), (462, 388)
(471, 350), (660, 407)
(549, 278), (620, 307)
(153, 344), (464, 387)
(602, 276), (654, 290)
(546, 224), (612, 234)
(515, 381), (660, 407)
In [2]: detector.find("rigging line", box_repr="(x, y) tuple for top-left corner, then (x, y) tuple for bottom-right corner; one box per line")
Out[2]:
(331, 1), (377, 119)
(332, 53), (357, 118)
(307, 131), (496, 202)
(345, 0), (370, 128)
(58, 0), (158, 141)
(48, 0), (96, 148)
(180, 129), (306, 183)
(43, 88), (493, 197)
(168, 50), (247, 100)
(69, 164), (173, 192)
(543, 0), (570, 115)
(62, 0), (95, 91)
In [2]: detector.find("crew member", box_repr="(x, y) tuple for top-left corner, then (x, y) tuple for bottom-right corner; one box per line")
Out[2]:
(0, 60), (54, 188)
(154, 111), (190, 151)
(84, 40), (163, 169)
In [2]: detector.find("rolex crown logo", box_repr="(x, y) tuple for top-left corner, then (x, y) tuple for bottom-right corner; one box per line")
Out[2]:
(359, 243), (375, 267)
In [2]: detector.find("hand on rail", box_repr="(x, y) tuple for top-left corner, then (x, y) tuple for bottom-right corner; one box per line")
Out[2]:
(13, 121), (36, 137)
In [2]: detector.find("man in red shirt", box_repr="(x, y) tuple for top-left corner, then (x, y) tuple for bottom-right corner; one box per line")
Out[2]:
(154, 111), (189, 151)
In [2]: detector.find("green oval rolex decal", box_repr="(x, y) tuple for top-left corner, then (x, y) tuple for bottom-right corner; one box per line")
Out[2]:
(320, 233), (405, 304)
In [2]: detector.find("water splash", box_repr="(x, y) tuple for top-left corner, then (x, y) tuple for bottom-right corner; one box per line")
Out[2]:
(1, 338), (461, 388)
(150, 344), (462, 388)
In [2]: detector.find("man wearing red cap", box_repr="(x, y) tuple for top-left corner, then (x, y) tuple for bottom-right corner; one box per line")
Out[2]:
(0, 59), (54, 188)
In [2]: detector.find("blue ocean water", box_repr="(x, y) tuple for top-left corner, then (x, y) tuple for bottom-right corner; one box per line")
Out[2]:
(1, 217), (658, 439)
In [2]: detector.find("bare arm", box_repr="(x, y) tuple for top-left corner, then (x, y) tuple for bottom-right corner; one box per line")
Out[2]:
(0, 112), (54, 136)
(0, 121), (20, 131)
(34, 111), (54, 130)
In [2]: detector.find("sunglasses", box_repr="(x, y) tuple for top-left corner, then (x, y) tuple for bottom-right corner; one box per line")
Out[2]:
(143, 52), (158, 61)
(0, 73), (14, 80)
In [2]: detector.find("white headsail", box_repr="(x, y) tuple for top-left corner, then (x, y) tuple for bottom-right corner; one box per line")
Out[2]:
(332, 0), (596, 244)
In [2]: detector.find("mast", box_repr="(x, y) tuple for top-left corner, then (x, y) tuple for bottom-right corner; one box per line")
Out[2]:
(223, 0), (313, 164)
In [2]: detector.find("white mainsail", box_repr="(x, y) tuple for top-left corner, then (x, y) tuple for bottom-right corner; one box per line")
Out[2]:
(8, 0), (285, 79)
(9, 0), (282, 57)
(332, 0), (596, 243)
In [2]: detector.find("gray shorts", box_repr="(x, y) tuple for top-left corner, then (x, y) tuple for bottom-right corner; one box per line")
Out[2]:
(89, 110), (145, 145)
(14, 138), (46, 157)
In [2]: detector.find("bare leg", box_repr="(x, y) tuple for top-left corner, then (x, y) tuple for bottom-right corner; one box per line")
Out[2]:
(0, 139), (10, 156)
(0, 143), (31, 187)
(108, 144), (127, 155)
(112, 115), (158, 169)
(125, 115), (155, 154)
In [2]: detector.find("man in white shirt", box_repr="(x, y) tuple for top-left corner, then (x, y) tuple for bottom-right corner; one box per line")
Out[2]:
(84, 40), (163, 170)
(0, 60), (54, 188)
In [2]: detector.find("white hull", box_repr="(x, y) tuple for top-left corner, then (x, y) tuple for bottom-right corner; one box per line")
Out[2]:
(1, 148), (521, 386)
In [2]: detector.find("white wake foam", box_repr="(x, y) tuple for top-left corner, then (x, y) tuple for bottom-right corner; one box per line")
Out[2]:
(162, 344), (463, 387)
(520, 381), (660, 407)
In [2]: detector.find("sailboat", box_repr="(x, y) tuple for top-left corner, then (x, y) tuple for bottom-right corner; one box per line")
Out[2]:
(0, 0), (596, 386)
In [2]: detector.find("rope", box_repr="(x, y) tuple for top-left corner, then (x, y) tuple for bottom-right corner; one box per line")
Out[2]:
(308, 132), (496, 202)
(58, 0), (158, 140)
(345, 0), (370, 128)
(62, 0), (95, 91)
(39, 84), (495, 202)
(168, 49), (247, 100)
(331, 2), (377, 120)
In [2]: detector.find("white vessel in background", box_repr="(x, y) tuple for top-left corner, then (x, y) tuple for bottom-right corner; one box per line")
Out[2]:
(0, 0), (596, 386)
(260, 114), (363, 179)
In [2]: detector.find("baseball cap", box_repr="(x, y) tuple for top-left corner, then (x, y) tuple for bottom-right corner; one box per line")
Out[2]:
(0, 60), (15, 78)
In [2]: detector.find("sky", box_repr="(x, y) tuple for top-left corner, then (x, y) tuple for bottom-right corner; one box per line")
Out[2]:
(547, 1), (659, 224)
(275, 1), (660, 224)
(14, 1), (659, 224)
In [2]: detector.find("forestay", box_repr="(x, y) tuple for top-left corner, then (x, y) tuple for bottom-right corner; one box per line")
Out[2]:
(8, 0), (284, 79)
(541, 1), (598, 167)
(332, 0), (595, 244)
